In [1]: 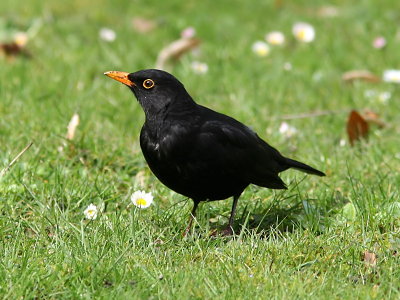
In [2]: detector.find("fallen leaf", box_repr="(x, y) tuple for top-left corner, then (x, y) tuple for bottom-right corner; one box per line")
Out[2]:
(362, 110), (385, 128)
(362, 251), (377, 267)
(347, 110), (369, 146)
(66, 113), (80, 140)
(132, 17), (157, 34)
(342, 70), (380, 83)
(0, 31), (31, 59)
(135, 170), (146, 187)
(0, 41), (30, 59)
(155, 37), (201, 70)
(153, 239), (164, 245)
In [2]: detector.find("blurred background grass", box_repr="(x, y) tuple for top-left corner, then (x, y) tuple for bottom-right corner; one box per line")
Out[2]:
(0, 0), (400, 298)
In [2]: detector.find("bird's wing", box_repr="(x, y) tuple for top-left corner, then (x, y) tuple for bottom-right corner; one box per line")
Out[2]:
(187, 112), (287, 189)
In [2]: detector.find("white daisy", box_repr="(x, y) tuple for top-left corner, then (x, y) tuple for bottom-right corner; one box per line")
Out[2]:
(283, 62), (292, 71)
(131, 190), (154, 209)
(99, 27), (116, 42)
(279, 122), (297, 138)
(378, 91), (391, 103)
(292, 22), (315, 43)
(265, 31), (285, 46)
(84, 203), (98, 220)
(383, 70), (400, 83)
(252, 41), (270, 57)
(191, 61), (208, 74)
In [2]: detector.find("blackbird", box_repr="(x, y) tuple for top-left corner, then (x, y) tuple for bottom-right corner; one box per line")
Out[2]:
(104, 69), (325, 236)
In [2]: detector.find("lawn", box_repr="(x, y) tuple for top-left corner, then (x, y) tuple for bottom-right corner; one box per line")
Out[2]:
(1, 0), (399, 298)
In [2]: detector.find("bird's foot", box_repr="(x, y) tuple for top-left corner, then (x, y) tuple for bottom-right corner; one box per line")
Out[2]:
(210, 226), (234, 237)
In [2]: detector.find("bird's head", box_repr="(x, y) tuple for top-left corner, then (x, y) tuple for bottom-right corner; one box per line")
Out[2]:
(104, 69), (194, 117)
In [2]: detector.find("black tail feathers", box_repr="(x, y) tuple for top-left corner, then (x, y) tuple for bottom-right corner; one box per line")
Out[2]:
(285, 158), (325, 177)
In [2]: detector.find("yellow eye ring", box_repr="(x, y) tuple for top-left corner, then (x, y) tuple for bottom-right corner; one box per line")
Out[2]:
(143, 79), (155, 89)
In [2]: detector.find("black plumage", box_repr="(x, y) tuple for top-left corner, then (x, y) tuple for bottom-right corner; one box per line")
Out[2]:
(105, 69), (325, 236)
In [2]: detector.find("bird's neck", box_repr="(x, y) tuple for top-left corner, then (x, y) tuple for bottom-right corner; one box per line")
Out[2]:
(143, 94), (197, 140)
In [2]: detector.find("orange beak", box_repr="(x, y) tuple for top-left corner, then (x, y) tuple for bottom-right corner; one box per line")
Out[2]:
(104, 71), (136, 87)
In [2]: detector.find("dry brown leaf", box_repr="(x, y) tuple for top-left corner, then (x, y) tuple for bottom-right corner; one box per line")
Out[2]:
(0, 42), (30, 58)
(342, 70), (380, 83)
(362, 251), (377, 267)
(135, 170), (146, 187)
(347, 110), (369, 146)
(132, 17), (157, 34)
(0, 32), (30, 59)
(155, 37), (201, 70)
(0, 42), (22, 55)
(153, 239), (164, 245)
(362, 110), (385, 128)
(66, 113), (80, 140)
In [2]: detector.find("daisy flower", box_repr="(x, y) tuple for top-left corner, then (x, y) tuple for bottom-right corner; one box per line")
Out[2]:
(14, 32), (28, 47)
(378, 91), (391, 103)
(99, 27), (116, 42)
(383, 70), (400, 83)
(372, 36), (386, 49)
(283, 62), (292, 71)
(181, 27), (196, 39)
(265, 31), (285, 46)
(279, 122), (297, 138)
(191, 61), (208, 74)
(84, 203), (98, 220)
(131, 190), (154, 209)
(292, 22), (315, 43)
(252, 41), (270, 57)
(366, 90), (392, 103)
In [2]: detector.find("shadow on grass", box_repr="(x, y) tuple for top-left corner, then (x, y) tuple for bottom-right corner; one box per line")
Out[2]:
(210, 187), (333, 238)
(236, 195), (304, 236)
(151, 177), (338, 240)
(155, 194), (305, 239)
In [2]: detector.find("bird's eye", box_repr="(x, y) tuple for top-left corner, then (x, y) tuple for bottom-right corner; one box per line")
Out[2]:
(143, 79), (155, 89)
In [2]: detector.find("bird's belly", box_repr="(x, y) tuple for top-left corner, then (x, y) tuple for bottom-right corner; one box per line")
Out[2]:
(145, 158), (247, 201)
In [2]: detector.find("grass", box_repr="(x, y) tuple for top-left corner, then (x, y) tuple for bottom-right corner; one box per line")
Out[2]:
(1, 0), (400, 298)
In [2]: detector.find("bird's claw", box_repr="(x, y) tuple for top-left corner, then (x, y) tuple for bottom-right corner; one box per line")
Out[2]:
(210, 226), (234, 237)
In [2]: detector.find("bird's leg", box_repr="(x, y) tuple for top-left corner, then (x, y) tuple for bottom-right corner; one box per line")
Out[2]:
(183, 201), (199, 237)
(228, 194), (240, 229)
(210, 194), (241, 237)
(222, 194), (240, 236)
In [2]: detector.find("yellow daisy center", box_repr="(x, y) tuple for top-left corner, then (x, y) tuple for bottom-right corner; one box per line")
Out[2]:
(88, 209), (95, 215)
(136, 198), (147, 206)
(298, 29), (306, 39)
(271, 38), (279, 44)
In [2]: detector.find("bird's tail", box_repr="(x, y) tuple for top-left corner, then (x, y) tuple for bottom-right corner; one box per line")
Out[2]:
(285, 158), (325, 177)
